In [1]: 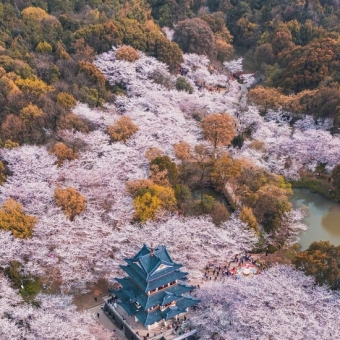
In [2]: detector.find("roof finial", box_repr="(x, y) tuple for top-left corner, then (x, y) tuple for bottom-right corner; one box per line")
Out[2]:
(150, 243), (154, 257)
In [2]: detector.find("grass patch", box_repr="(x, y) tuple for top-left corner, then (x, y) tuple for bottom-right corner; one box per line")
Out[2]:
(4, 261), (42, 299)
(20, 278), (41, 298)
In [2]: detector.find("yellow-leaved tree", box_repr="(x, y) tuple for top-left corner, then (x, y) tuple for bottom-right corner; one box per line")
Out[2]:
(53, 142), (78, 167)
(239, 206), (259, 234)
(20, 103), (45, 125)
(21, 7), (50, 21)
(133, 184), (177, 222)
(15, 77), (53, 98)
(54, 186), (86, 221)
(35, 41), (53, 53)
(57, 92), (77, 109)
(133, 192), (162, 222)
(106, 116), (139, 143)
(0, 199), (37, 238)
(0, 139), (19, 149)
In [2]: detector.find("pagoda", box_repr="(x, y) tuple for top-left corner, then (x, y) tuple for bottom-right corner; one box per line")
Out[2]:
(111, 244), (200, 329)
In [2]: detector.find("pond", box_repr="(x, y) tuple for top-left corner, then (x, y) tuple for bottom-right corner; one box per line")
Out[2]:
(191, 187), (233, 211)
(291, 188), (340, 250)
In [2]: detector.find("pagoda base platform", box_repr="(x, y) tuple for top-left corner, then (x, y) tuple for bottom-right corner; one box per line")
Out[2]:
(103, 297), (196, 340)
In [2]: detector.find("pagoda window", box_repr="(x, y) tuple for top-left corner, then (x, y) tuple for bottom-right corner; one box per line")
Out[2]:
(160, 301), (175, 310)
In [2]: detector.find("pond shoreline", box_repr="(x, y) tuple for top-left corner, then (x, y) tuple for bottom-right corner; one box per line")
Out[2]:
(290, 172), (340, 203)
(291, 188), (340, 250)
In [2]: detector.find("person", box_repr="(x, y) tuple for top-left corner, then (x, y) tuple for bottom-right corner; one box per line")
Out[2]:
(94, 297), (98, 302)
(97, 313), (100, 318)
(265, 247), (269, 256)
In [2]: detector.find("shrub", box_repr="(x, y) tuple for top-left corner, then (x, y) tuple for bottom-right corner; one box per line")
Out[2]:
(150, 156), (179, 186)
(176, 77), (193, 93)
(0, 139), (19, 149)
(149, 70), (174, 89)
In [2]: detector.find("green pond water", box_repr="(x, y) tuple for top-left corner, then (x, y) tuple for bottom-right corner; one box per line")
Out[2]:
(191, 187), (232, 210)
(291, 188), (340, 250)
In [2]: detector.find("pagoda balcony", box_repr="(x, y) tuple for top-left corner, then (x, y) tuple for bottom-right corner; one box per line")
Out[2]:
(148, 280), (177, 295)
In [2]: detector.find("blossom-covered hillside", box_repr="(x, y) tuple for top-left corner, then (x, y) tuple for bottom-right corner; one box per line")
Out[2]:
(1, 46), (340, 338)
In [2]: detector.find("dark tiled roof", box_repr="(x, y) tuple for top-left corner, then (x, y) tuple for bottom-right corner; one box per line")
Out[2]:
(132, 244), (151, 260)
(176, 295), (201, 310)
(128, 244), (178, 277)
(135, 309), (163, 327)
(113, 277), (194, 310)
(112, 244), (200, 327)
(146, 270), (188, 291)
(125, 259), (147, 279)
(120, 264), (146, 290)
(148, 262), (183, 281)
(162, 306), (182, 321)
(161, 296), (200, 321)
(118, 301), (139, 316)
(120, 264), (188, 292)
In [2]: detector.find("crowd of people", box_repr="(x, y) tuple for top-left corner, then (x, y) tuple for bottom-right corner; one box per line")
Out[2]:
(202, 252), (266, 281)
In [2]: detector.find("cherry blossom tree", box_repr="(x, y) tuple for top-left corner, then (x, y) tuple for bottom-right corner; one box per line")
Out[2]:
(191, 265), (340, 340)
(0, 273), (110, 340)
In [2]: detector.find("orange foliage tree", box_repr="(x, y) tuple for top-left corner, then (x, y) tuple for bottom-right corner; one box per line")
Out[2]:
(116, 45), (140, 62)
(53, 142), (78, 167)
(106, 116), (139, 143)
(201, 113), (236, 151)
(54, 186), (86, 220)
